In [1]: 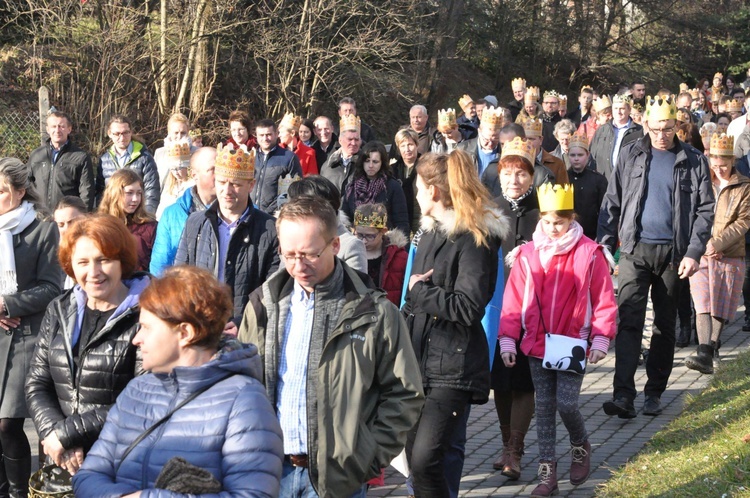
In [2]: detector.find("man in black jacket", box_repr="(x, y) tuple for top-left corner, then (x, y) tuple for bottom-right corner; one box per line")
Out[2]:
(334, 97), (377, 144)
(252, 119), (303, 214)
(28, 111), (95, 211)
(507, 78), (526, 121)
(565, 86), (594, 127)
(320, 115), (362, 196)
(589, 93), (643, 181)
(566, 133), (606, 239)
(540, 90), (562, 152)
(598, 96), (714, 419)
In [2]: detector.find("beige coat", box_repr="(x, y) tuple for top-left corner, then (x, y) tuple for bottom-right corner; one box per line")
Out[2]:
(710, 171), (750, 258)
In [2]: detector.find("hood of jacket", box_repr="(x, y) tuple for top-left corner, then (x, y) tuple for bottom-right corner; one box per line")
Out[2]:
(72, 273), (151, 334)
(419, 205), (510, 242)
(384, 228), (408, 249)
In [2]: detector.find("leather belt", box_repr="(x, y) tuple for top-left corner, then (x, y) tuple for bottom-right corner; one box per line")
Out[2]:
(286, 454), (309, 468)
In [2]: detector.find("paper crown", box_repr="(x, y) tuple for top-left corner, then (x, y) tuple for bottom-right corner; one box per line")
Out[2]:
(537, 183), (574, 212)
(592, 95), (612, 112)
(714, 72), (723, 81)
(437, 108), (458, 133)
(339, 114), (361, 133)
(279, 112), (302, 131)
(215, 143), (255, 180)
(458, 94), (474, 109)
(645, 95), (677, 121)
(558, 95), (568, 106)
(188, 128), (202, 138)
(688, 88), (701, 99)
(699, 122), (717, 139)
(679, 83), (689, 93)
(511, 78), (526, 91)
(632, 103), (644, 113)
(710, 133), (734, 156)
(166, 138), (191, 169)
(543, 90), (559, 100)
(523, 118), (543, 138)
(569, 132), (589, 151)
(676, 128), (688, 142)
(581, 85), (594, 93)
(711, 87), (723, 102)
(612, 93), (632, 105)
(676, 108), (691, 124)
(481, 106), (505, 130)
(277, 172), (301, 196)
(500, 136), (535, 164)
(354, 206), (388, 229)
(726, 99), (743, 113)
(525, 86), (540, 103)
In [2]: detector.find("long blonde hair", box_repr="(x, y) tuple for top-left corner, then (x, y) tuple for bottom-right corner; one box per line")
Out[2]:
(98, 169), (155, 225)
(417, 149), (497, 248)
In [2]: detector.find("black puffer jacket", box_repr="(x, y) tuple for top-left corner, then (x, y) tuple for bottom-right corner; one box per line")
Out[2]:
(28, 139), (95, 211)
(25, 275), (148, 453)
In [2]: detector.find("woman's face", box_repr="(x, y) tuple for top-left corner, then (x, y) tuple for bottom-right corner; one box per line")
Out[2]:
(298, 124), (313, 143)
(499, 164), (533, 199)
(71, 236), (123, 303)
(710, 155), (733, 180)
(727, 79), (735, 91)
(524, 102), (537, 115)
(133, 309), (182, 374)
(364, 151), (382, 179)
(278, 126), (296, 147)
(717, 117), (730, 133)
(398, 139), (417, 165)
(168, 122), (189, 141)
(540, 212), (573, 239)
(122, 182), (143, 214)
(354, 226), (385, 252)
(0, 181), (23, 216)
(230, 121), (249, 144)
(415, 174), (436, 216)
(170, 167), (189, 182)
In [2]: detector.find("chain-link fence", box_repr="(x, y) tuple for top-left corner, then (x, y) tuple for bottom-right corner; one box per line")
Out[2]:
(0, 111), (40, 162)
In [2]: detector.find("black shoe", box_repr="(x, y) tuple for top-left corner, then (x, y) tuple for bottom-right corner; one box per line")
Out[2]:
(712, 340), (721, 370)
(743, 319), (750, 332)
(686, 344), (714, 375)
(603, 397), (636, 419)
(643, 396), (663, 416)
(675, 324), (690, 348)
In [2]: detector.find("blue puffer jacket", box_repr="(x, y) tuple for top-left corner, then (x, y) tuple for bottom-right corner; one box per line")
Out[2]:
(150, 187), (196, 276)
(72, 344), (284, 498)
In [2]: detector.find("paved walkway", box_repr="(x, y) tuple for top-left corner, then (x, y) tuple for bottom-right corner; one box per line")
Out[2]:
(370, 312), (750, 498)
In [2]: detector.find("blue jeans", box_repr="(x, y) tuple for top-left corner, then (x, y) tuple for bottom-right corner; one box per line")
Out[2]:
(279, 460), (367, 498)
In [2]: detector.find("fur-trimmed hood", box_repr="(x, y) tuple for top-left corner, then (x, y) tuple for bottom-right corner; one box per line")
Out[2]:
(419, 206), (510, 242)
(384, 228), (409, 249)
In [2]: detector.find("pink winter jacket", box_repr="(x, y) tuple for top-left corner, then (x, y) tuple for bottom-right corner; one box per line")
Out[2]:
(499, 235), (617, 359)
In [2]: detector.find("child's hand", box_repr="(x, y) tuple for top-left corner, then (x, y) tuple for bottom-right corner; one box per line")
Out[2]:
(588, 349), (606, 364)
(501, 352), (516, 368)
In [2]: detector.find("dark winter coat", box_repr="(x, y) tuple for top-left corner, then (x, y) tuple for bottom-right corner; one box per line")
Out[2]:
(507, 99), (523, 121)
(541, 112), (562, 152)
(28, 140), (95, 211)
(25, 276), (148, 453)
(252, 146), (303, 213)
(493, 192), (540, 283)
(567, 166), (608, 240)
(312, 138), (340, 170)
(97, 141), (161, 213)
(589, 121), (643, 181)
(342, 175), (410, 239)
(320, 149), (362, 195)
(392, 156), (421, 235)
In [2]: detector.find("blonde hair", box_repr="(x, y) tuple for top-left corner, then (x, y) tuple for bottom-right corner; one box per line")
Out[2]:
(98, 169), (155, 225)
(167, 112), (191, 129)
(417, 150), (497, 248)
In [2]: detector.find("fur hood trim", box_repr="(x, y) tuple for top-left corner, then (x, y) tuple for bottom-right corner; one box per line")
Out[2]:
(419, 206), (510, 242)
(384, 229), (409, 249)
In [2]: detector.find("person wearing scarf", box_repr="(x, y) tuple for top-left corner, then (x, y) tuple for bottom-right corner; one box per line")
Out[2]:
(0, 157), (62, 497)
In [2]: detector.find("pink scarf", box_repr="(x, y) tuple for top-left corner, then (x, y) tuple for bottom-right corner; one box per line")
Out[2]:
(532, 220), (584, 270)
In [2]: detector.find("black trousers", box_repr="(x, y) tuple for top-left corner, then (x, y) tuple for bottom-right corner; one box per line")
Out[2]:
(614, 243), (682, 401)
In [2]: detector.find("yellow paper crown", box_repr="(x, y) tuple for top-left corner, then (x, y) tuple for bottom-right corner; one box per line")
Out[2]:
(481, 106), (504, 130)
(558, 95), (568, 106)
(279, 112), (302, 131)
(676, 109), (691, 124)
(688, 88), (700, 99)
(339, 114), (361, 133)
(612, 93), (632, 105)
(645, 95), (677, 121)
(592, 95), (612, 112)
(166, 139), (191, 168)
(523, 118), (543, 138)
(458, 94), (474, 109)
(354, 208), (388, 229)
(726, 99), (743, 113)
(699, 122), (717, 139)
(569, 132), (589, 151)
(537, 183), (575, 212)
(188, 128), (202, 138)
(500, 136), (535, 164)
(511, 78), (526, 91)
(581, 85), (594, 93)
(437, 108), (458, 133)
(679, 83), (689, 93)
(277, 172), (301, 196)
(710, 133), (734, 156)
(215, 143), (255, 180)
(525, 86), (540, 103)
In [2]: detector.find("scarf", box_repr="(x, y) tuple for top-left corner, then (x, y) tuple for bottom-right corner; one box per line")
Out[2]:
(502, 184), (534, 211)
(532, 219), (584, 270)
(0, 201), (37, 295)
(346, 174), (388, 206)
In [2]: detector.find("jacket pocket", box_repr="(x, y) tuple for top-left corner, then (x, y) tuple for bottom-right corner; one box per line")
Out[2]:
(425, 324), (467, 380)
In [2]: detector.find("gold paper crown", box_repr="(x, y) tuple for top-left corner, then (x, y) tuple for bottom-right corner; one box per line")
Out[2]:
(279, 112), (302, 131)
(524, 86), (540, 103)
(437, 108), (458, 133)
(189, 128), (202, 138)
(543, 90), (559, 100)
(277, 172), (301, 196)
(458, 94), (474, 109)
(354, 209), (388, 229)
(215, 143), (255, 180)
(511, 78), (526, 91)
(714, 72), (723, 81)
(645, 95), (677, 121)
(523, 118), (543, 138)
(726, 99), (743, 113)
(581, 85), (594, 93)
(679, 83), (689, 93)
(481, 106), (504, 130)
(711, 87), (723, 102)
(339, 114), (361, 133)
(558, 95), (568, 106)
(676, 109), (691, 124)
(592, 95), (612, 112)
(676, 128), (688, 142)
(569, 132), (589, 151)
(710, 133), (734, 156)
(699, 122), (717, 139)
(500, 136), (535, 164)
(632, 103), (644, 112)
(612, 93), (632, 105)
(688, 88), (700, 99)
(166, 139), (191, 168)
(537, 183), (575, 212)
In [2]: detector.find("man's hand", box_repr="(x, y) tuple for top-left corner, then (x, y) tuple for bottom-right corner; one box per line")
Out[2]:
(678, 257), (699, 279)
(408, 269), (433, 291)
(223, 321), (238, 336)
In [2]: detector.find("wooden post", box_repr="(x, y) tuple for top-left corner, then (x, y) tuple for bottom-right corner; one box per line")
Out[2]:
(38, 86), (49, 146)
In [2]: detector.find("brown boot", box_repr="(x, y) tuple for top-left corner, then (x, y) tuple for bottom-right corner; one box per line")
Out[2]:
(530, 461), (558, 497)
(501, 430), (525, 480)
(492, 425), (511, 470)
(569, 440), (591, 485)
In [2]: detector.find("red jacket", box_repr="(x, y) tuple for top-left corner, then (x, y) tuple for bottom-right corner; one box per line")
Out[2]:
(280, 140), (318, 176)
(499, 235), (616, 359)
(377, 230), (408, 305)
(129, 220), (158, 272)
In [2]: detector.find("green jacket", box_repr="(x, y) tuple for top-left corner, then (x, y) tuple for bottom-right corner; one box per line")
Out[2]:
(238, 261), (423, 498)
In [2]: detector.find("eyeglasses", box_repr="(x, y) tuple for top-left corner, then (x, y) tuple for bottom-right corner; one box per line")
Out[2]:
(281, 238), (334, 264)
(355, 232), (379, 241)
(111, 131), (132, 138)
(650, 127), (675, 135)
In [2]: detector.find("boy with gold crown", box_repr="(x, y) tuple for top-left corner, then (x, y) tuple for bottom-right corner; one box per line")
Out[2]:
(500, 183), (617, 496)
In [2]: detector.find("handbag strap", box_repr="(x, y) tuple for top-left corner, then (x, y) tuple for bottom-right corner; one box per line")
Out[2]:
(533, 292), (550, 336)
(114, 374), (233, 475)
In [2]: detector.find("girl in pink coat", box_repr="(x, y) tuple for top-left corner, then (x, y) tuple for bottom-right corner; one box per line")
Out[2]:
(499, 184), (617, 497)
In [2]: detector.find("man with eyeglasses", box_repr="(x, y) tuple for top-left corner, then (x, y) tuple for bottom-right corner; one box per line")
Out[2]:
(598, 95), (714, 419)
(540, 90), (563, 152)
(95, 114), (161, 212)
(176, 143), (280, 334)
(589, 93), (643, 182)
(238, 195), (423, 498)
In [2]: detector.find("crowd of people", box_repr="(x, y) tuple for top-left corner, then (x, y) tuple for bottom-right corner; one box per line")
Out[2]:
(0, 70), (749, 497)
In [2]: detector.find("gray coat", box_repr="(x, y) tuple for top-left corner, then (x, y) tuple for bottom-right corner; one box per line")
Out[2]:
(2, 217), (62, 417)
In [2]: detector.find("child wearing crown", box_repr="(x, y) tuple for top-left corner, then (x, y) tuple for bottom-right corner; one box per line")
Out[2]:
(499, 184), (617, 496)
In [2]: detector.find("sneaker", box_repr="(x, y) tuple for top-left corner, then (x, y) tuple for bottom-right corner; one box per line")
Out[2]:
(569, 440), (591, 485)
(603, 397), (636, 419)
(643, 396), (663, 416)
